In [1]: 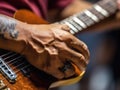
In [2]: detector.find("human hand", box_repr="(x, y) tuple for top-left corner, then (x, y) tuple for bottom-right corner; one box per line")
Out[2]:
(20, 23), (90, 79)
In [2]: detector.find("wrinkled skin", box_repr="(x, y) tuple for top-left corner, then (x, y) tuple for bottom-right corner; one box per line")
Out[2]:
(16, 23), (90, 79)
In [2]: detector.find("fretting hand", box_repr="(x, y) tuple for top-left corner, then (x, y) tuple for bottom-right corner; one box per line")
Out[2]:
(20, 23), (90, 79)
(0, 15), (90, 79)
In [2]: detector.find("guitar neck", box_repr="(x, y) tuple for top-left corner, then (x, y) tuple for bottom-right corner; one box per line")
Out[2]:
(59, 0), (118, 34)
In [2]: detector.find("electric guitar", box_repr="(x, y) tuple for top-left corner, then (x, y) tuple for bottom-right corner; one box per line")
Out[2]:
(0, 0), (119, 90)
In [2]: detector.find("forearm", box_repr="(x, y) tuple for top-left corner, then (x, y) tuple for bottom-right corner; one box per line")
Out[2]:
(0, 14), (28, 53)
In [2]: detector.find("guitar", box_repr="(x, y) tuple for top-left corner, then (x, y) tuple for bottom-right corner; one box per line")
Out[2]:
(0, 0), (118, 90)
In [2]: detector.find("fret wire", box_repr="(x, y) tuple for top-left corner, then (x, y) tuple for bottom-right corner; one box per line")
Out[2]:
(78, 13), (88, 22)
(65, 21), (79, 33)
(63, 21), (76, 34)
(77, 12), (95, 26)
(97, 0), (117, 14)
(58, 20), (75, 34)
(67, 20), (82, 32)
(88, 7), (105, 20)
(84, 10), (99, 22)
(72, 16), (87, 29)
(94, 4), (109, 17)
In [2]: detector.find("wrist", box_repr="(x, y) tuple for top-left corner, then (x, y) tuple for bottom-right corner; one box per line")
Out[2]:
(0, 14), (29, 53)
(10, 21), (29, 54)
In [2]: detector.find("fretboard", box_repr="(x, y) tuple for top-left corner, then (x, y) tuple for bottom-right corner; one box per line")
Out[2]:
(59, 0), (117, 34)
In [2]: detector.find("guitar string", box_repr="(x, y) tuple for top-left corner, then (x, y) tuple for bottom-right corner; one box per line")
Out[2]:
(15, 64), (31, 74)
(7, 55), (22, 64)
(6, 57), (32, 73)
(0, 52), (25, 82)
(0, 52), (32, 74)
(2, 53), (18, 61)
(12, 62), (26, 70)
(0, 51), (26, 66)
(0, 51), (13, 57)
(0, 52), (33, 77)
(5, 55), (31, 72)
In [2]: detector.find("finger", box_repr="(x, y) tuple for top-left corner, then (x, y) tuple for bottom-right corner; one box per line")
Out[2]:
(59, 58), (75, 78)
(52, 41), (88, 70)
(66, 50), (88, 71)
(48, 55), (75, 79)
(69, 37), (90, 61)
(52, 30), (90, 61)
(59, 46), (88, 71)
(43, 41), (75, 79)
(64, 35), (90, 62)
(45, 55), (65, 79)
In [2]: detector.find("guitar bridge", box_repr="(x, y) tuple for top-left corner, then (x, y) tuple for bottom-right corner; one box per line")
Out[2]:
(0, 57), (17, 83)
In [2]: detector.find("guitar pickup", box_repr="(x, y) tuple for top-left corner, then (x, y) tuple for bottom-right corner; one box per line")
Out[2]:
(0, 57), (17, 83)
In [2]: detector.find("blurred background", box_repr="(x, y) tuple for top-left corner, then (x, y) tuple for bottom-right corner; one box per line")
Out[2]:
(51, 0), (120, 90)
